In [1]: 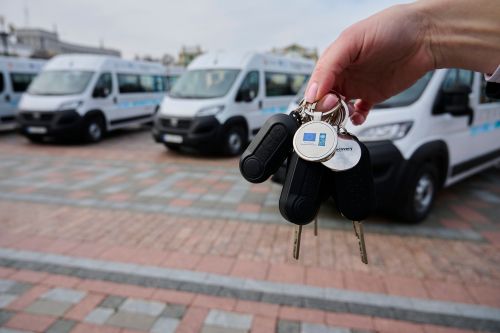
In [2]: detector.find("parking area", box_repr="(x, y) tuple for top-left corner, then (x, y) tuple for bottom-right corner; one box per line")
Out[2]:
(1, 128), (500, 333)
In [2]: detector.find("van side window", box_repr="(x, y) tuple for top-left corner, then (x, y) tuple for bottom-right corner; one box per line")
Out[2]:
(479, 78), (500, 104)
(10, 73), (37, 93)
(442, 69), (474, 90)
(0, 72), (4, 93)
(265, 72), (307, 97)
(93, 73), (112, 98)
(236, 71), (259, 102)
(118, 74), (165, 93)
(118, 74), (141, 93)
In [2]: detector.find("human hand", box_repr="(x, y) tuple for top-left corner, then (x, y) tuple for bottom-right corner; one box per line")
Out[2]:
(306, 3), (435, 124)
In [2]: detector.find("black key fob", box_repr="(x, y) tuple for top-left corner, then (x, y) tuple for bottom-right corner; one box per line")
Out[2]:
(331, 139), (376, 221)
(279, 152), (326, 225)
(240, 113), (299, 183)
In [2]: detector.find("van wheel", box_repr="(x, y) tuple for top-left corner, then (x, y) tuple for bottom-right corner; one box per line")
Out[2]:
(396, 163), (438, 223)
(223, 125), (246, 156)
(83, 116), (105, 143)
(26, 135), (44, 144)
(164, 143), (181, 152)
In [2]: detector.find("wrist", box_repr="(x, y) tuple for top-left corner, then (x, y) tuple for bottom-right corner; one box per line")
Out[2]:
(411, 0), (500, 73)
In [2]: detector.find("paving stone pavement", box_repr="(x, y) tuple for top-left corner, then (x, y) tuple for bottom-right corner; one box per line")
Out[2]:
(0, 129), (499, 333)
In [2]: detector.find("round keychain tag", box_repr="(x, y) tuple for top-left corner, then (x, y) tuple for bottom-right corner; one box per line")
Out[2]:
(293, 120), (337, 162)
(322, 133), (361, 171)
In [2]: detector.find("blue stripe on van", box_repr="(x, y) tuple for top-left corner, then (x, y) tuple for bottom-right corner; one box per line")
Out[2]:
(117, 98), (163, 109)
(470, 120), (500, 136)
(261, 105), (288, 114)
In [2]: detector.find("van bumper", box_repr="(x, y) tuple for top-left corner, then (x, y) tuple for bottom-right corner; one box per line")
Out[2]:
(364, 140), (406, 208)
(17, 109), (85, 138)
(152, 115), (222, 151)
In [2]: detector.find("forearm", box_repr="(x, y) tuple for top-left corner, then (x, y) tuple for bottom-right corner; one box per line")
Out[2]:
(412, 0), (500, 74)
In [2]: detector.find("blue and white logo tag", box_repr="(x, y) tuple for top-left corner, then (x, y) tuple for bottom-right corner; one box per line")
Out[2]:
(302, 132), (316, 145)
(301, 132), (327, 146)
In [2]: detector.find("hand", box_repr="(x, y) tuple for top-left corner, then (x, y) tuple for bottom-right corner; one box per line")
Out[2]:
(306, 3), (435, 124)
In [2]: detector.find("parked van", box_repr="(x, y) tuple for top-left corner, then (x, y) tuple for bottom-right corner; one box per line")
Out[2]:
(18, 54), (167, 142)
(165, 66), (185, 92)
(153, 52), (314, 155)
(0, 56), (45, 130)
(287, 69), (500, 222)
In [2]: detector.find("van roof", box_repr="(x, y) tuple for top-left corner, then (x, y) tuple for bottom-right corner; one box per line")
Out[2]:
(0, 56), (46, 72)
(188, 51), (314, 73)
(44, 54), (166, 74)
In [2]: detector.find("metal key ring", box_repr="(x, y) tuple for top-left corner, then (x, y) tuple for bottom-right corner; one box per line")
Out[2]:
(302, 99), (341, 118)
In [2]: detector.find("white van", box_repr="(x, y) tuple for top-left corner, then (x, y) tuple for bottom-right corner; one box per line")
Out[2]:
(165, 66), (185, 92)
(287, 69), (500, 222)
(0, 56), (45, 130)
(18, 54), (167, 142)
(153, 52), (314, 155)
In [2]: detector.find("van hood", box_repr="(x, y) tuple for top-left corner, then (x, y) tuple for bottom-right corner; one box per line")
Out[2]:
(19, 94), (83, 112)
(345, 106), (415, 136)
(159, 96), (226, 118)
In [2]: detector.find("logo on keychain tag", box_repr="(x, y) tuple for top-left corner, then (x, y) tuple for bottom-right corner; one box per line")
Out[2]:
(293, 121), (337, 162)
(318, 133), (326, 147)
(322, 133), (361, 171)
(302, 133), (316, 145)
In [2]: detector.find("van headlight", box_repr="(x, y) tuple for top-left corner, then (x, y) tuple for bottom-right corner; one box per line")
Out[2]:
(196, 105), (224, 117)
(58, 100), (83, 111)
(357, 121), (413, 141)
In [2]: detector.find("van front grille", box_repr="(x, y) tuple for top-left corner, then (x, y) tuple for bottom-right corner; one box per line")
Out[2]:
(160, 117), (191, 130)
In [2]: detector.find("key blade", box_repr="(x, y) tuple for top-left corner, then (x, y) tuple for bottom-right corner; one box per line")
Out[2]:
(314, 217), (318, 237)
(293, 225), (302, 260)
(352, 221), (368, 264)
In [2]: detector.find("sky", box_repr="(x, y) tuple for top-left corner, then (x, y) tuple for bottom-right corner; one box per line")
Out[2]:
(0, 0), (412, 60)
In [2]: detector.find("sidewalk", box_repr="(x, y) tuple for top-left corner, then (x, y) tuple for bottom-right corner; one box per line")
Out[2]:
(0, 131), (499, 333)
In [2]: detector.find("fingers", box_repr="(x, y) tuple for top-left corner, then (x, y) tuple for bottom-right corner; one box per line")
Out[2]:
(350, 99), (372, 125)
(315, 93), (338, 111)
(305, 31), (357, 103)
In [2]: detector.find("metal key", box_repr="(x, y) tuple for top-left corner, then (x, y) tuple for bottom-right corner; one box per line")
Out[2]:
(352, 221), (368, 264)
(293, 225), (302, 260)
(330, 137), (376, 264)
(313, 216), (318, 236)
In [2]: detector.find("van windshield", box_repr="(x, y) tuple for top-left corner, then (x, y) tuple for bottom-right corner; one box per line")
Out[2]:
(28, 70), (94, 96)
(170, 69), (240, 99)
(374, 71), (434, 109)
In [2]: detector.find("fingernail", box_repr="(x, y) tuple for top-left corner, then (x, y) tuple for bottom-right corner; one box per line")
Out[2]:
(305, 82), (318, 103)
(322, 94), (338, 110)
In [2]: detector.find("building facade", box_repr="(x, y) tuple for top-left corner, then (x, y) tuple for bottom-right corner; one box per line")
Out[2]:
(10, 28), (120, 58)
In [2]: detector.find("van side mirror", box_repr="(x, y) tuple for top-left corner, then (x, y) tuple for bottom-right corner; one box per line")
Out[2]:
(236, 89), (255, 103)
(434, 84), (472, 120)
(485, 82), (500, 99)
(93, 86), (110, 98)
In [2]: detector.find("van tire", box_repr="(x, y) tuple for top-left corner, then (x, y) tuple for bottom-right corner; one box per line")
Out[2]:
(26, 135), (44, 144)
(396, 163), (438, 223)
(83, 115), (105, 143)
(223, 125), (246, 156)
(164, 143), (181, 152)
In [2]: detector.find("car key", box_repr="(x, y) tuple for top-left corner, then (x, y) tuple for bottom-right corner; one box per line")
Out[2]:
(279, 152), (326, 259)
(240, 112), (301, 183)
(330, 138), (375, 264)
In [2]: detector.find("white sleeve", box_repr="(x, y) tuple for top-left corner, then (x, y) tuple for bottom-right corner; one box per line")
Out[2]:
(485, 66), (500, 83)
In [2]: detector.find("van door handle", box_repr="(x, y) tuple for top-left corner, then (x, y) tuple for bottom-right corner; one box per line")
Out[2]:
(113, 97), (117, 104)
(4, 94), (10, 102)
(258, 100), (263, 109)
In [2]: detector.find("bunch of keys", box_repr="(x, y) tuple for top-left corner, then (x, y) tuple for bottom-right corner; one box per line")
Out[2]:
(240, 94), (375, 264)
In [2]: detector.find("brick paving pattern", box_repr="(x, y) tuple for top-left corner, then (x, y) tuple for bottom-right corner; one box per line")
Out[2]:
(0, 129), (499, 332)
